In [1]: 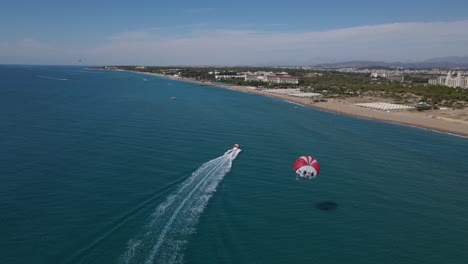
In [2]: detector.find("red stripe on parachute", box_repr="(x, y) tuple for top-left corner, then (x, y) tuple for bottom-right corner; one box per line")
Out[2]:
(293, 155), (320, 176)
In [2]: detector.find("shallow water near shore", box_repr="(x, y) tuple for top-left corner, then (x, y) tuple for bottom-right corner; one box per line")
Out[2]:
(1, 65), (468, 264)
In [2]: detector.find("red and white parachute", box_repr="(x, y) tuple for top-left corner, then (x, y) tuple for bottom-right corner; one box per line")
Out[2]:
(293, 156), (320, 179)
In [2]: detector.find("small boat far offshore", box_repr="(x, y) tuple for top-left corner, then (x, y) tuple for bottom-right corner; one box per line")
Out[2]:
(233, 144), (239, 151)
(169, 96), (176, 100)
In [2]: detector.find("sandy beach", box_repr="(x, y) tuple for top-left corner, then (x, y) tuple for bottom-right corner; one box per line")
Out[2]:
(130, 70), (468, 137)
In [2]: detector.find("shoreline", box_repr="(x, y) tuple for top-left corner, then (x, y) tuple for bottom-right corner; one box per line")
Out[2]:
(125, 70), (468, 138)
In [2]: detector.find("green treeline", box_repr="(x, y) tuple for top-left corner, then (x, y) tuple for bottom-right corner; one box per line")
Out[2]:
(300, 74), (467, 106)
(97, 66), (467, 107)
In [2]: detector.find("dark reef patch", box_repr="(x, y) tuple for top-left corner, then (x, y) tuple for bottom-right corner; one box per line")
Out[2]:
(315, 201), (338, 211)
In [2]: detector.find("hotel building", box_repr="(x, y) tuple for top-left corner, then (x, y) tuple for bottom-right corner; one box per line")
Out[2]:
(428, 71), (468, 88)
(245, 74), (299, 84)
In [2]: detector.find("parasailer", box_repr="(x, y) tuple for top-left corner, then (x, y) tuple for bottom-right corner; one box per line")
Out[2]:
(293, 155), (320, 181)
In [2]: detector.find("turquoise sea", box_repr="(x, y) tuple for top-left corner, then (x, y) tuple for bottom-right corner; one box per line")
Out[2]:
(1, 65), (467, 264)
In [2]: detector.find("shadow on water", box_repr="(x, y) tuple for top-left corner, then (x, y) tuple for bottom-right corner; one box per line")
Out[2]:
(315, 201), (338, 211)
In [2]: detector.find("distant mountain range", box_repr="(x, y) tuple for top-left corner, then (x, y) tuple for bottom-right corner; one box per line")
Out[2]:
(312, 56), (468, 68)
(258, 56), (468, 68)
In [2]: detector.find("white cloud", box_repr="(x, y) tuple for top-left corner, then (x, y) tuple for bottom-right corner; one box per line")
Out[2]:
(2, 20), (468, 65)
(0, 38), (82, 65)
(16, 38), (53, 51)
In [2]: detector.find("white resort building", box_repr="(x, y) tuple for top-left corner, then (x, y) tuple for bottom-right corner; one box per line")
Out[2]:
(265, 75), (299, 84)
(213, 71), (299, 84)
(215, 74), (246, 80)
(428, 71), (468, 88)
(245, 74), (266, 82)
(245, 74), (299, 84)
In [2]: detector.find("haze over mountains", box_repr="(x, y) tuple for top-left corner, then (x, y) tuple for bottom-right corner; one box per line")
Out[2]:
(262, 56), (468, 68)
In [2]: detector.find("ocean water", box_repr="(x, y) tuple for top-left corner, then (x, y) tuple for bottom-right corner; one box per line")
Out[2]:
(0, 65), (467, 264)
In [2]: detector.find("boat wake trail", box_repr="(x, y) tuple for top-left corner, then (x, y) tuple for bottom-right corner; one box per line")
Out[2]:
(36, 75), (68, 81)
(120, 148), (241, 264)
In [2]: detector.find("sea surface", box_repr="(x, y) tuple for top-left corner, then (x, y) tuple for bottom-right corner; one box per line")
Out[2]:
(1, 65), (467, 264)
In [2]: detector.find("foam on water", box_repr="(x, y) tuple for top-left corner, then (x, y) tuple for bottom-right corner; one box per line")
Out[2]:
(283, 99), (304, 107)
(120, 148), (241, 264)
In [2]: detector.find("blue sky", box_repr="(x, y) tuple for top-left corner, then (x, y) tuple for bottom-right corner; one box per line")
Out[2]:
(1, 0), (468, 65)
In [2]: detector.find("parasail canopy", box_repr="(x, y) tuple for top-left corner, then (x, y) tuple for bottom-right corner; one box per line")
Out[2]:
(294, 156), (320, 179)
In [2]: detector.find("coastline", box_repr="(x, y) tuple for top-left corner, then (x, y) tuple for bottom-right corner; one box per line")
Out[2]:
(126, 70), (468, 138)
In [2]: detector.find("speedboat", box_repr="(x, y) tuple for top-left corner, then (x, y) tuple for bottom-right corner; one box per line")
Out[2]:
(229, 144), (241, 159)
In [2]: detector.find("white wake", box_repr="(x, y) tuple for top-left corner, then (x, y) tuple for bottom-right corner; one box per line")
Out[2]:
(37, 75), (68, 81)
(120, 148), (241, 264)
